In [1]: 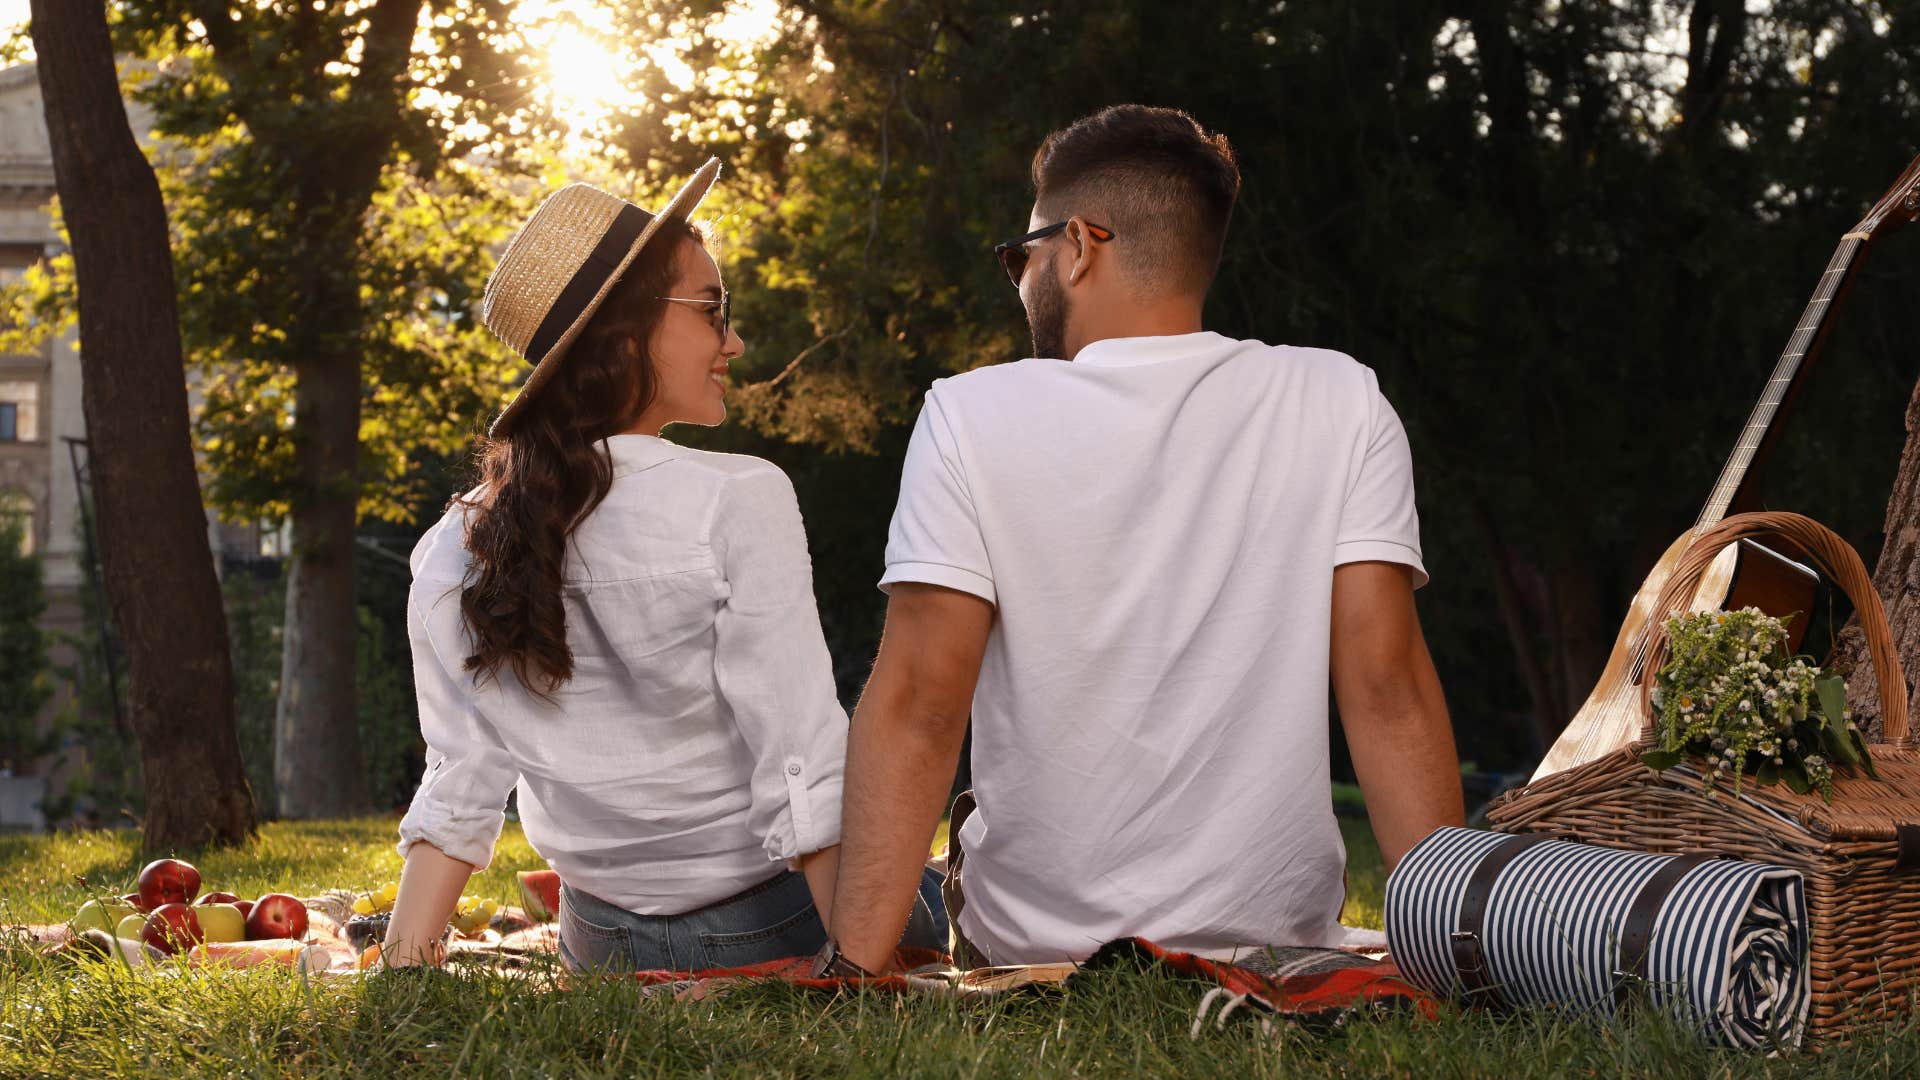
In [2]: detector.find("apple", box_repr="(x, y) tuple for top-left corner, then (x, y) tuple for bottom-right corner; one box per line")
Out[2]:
(518, 870), (561, 923)
(115, 913), (149, 940)
(72, 898), (140, 935)
(137, 859), (202, 910)
(232, 899), (255, 921)
(121, 892), (151, 914)
(141, 903), (204, 955)
(244, 893), (308, 941)
(196, 902), (247, 943)
(196, 891), (244, 907)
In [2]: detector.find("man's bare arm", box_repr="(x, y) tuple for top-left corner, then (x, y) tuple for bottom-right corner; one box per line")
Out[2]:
(1330, 561), (1464, 871)
(829, 583), (993, 972)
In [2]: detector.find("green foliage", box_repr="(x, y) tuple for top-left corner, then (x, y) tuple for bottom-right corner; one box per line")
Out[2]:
(0, 517), (52, 776)
(1647, 607), (1870, 800)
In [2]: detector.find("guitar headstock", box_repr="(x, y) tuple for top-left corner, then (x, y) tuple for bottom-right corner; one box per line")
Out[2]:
(1853, 150), (1920, 239)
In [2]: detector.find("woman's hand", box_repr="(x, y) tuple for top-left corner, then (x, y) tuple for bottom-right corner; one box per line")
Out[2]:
(380, 841), (475, 969)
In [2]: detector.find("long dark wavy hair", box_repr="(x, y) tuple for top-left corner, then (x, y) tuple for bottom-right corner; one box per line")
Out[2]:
(457, 219), (702, 698)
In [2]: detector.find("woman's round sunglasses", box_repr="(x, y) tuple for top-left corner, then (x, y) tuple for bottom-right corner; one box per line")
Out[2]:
(991, 220), (1116, 287)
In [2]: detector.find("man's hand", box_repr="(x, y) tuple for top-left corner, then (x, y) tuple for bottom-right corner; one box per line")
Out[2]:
(1330, 561), (1463, 870)
(828, 583), (993, 972)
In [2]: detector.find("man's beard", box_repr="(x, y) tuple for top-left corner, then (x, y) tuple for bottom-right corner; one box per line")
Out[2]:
(1025, 258), (1069, 359)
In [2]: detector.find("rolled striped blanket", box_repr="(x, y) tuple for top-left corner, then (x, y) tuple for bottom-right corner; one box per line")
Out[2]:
(1385, 827), (1810, 1049)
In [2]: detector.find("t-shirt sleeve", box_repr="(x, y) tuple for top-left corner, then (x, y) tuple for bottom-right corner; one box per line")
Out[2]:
(1334, 375), (1429, 589)
(878, 389), (997, 604)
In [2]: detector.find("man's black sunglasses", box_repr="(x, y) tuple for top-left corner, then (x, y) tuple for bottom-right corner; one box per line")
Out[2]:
(991, 220), (1116, 287)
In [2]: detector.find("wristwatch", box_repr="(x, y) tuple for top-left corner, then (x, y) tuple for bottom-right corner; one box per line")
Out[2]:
(811, 938), (876, 979)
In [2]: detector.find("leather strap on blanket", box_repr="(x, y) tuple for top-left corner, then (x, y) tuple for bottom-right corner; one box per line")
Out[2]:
(1451, 833), (1552, 996)
(1615, 851), (1719, 1007)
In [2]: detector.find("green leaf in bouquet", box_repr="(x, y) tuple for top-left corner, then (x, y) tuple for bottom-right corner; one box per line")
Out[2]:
(1756, 759), (1780, 787)
(1825, 721), (1863, 767)
(1851, 728), (1879, 780)
(1781, 763), (1814, 795)
(1815, 675), (1847, 732)
(1640, 749), (1684, 772)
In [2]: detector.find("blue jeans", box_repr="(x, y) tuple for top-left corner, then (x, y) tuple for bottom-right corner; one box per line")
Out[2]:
(557, 866), (948, 973)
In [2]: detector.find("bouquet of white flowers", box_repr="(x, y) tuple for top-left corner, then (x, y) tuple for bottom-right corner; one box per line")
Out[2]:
(1645, 606), (1874, 802)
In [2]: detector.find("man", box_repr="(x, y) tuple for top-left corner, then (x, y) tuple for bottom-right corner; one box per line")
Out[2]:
(819, 105), (1464, 974)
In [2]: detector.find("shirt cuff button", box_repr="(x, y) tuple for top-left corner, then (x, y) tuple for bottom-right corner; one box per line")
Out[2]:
(787, 763), (802, 775)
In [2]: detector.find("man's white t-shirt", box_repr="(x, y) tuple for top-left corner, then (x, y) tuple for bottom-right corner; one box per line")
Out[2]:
(880, 331), (1427, 964)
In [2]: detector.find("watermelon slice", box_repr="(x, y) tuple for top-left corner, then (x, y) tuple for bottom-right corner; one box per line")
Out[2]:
(517, 870), (561, 923)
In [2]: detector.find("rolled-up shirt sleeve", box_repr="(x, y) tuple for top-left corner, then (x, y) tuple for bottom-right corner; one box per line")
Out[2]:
(396, 580), (520, 870)
(708, 464), (849, 864)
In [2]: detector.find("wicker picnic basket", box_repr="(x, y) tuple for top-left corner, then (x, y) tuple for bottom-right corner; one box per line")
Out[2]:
(1485, 511), (1920, 1039)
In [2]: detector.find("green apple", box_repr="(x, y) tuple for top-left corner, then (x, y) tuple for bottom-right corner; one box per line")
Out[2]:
(115, 913), (148, 940)
(196, 902), (247, 943)
(73, 898), (139, 936)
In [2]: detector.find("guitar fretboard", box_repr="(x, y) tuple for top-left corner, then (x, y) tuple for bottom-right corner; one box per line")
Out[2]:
(1693, 232), (1869, 533)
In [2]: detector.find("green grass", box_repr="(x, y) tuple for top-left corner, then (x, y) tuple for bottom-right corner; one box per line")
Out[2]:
(2, 819), (1917, 1077)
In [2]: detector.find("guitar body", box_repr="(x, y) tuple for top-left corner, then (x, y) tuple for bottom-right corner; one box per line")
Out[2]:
(1530, 534), (1818, 781)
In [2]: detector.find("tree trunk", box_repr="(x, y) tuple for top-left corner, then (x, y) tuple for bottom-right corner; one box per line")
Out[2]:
(272, 350), (368, 818)
(255, 0), (420, 819)
(30, 0), (255, 850)
(1837, 375), (1920, 735)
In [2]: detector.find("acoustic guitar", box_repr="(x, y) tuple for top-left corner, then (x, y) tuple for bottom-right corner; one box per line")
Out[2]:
(1531, 151), (1920, 782)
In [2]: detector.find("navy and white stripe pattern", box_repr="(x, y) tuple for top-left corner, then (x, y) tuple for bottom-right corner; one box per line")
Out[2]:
(1385, 827), (1809, 1048)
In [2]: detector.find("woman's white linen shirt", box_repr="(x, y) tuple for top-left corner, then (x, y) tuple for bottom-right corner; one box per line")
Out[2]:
(397, 434), (848, 915)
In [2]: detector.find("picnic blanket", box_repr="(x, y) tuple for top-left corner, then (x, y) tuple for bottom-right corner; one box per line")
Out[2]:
(620, 937), (1438, 1033)
(1385, 826), (1811, 1049)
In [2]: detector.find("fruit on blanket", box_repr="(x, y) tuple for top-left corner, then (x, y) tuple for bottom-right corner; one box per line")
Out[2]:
(141, 903), (204, 955)
(450, 895), (498, 935)
(517, 870), (561, 922)
(232, 899), (254, 920)
(196, 902), (247, 943)
(351, 880), (399, 916)
(115, 914), (148, 940)
(196, 891), (244, 907)
(245, 893), (308, 940)
(188, 939), (317, 970)
(72, 898), (140, 935)
(121, 892), (150, 914)
(137, 858), (202, 909)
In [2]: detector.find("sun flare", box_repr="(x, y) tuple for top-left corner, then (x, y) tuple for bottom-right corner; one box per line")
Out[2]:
(543, 24), (629, 123)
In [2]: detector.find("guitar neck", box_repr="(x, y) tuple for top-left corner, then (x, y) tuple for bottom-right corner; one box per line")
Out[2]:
(1693, 231), (1871, 533)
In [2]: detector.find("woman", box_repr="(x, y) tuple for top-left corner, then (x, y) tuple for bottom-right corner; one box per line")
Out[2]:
(382, 160), (942, 971)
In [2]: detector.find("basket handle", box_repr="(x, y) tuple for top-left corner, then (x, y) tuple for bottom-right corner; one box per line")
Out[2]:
(1636, 511), (1910, 748)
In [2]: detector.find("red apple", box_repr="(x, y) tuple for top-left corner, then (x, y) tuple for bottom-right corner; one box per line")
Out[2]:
(137, 859), (202, 910)
(232, 900), (255, 920)
(121, 892), (151, 914)
(244, 893), (308, 941)
(140, 903), (204, 955)
(196, 891), (244, 906)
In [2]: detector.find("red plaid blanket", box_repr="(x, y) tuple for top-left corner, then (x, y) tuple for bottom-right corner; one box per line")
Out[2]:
(621, 937), (1438, 1029)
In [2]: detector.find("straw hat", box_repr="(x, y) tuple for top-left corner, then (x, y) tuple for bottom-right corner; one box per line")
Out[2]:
(481, 158), (722, 436)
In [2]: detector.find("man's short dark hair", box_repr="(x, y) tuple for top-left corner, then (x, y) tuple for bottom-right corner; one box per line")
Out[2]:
(1030, 105), (1241, 296)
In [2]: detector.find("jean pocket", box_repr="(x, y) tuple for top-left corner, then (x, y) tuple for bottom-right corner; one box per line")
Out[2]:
(692, 902), (824, 969)
(558, 890), (633, 972)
